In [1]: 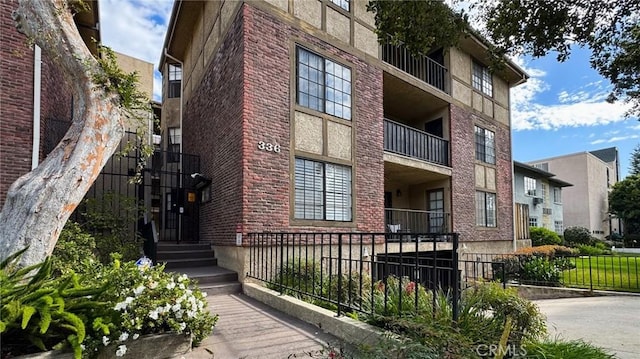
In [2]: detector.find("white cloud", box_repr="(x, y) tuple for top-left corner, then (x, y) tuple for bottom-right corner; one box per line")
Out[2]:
(99, 0), (173, 101)
(511, 59), (631, 131)
(590, 135), (639, 145)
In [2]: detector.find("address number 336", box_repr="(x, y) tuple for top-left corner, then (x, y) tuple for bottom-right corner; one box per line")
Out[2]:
(257, 141), (281, 153)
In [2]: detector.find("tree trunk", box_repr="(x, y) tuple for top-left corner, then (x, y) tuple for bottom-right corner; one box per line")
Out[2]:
(0, 0), (126, 267)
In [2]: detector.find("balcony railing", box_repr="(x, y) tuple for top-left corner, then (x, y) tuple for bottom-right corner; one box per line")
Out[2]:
(382, 42), (448, 93)
(385, 208), (450, 234)
(384, 119), (449, 166)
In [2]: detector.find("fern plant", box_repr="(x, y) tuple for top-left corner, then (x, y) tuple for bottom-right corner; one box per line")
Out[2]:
(0, 248), (113, 358)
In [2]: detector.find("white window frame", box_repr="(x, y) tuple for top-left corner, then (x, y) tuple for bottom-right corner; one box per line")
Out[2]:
(553, 187), (562, 203)
(524, 177), (537, 196)
(529, 217), (538, 227)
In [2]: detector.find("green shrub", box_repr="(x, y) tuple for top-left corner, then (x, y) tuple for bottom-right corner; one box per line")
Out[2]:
(576, 244), (610, 256)
(530, 227), (562, 246)
(1, 250), (217, 359)
(51, 221), (98, 275)
(0, 249), (111, 359)
(81, 192), (143, 263)
(515, 245), (577, 259)
(366, 276), (433, 317)
(520, 256), (561, 285)
(564, 226), (596, 246)
(524, 339), (616, 358)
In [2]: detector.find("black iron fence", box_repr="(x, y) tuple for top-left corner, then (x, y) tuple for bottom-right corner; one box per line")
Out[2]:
(462, 253), (640, 293)
(247, 232), (460, 321)
(384, 119), (450, 166)
(385, 208), (450, 234)
(381, 42), (448, 93)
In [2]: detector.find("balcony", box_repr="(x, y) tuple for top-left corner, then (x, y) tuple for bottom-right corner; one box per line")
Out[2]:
(385, 208), (450, 234)
(384, 119), (449, 167)
(382, 42), (448, 93)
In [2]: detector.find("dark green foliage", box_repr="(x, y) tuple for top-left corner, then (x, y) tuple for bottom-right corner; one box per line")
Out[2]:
(576, 244), (611, 256)
(1, 249), (111, 358)
(609, 175), (640, 238)
(520, 257), (561, 285)
(366, 0), (468, 55)
(530, 227), (562, 246)
(564, 226), (596, 246)
(80, 192), (143, 263)
(51, 221), (98, 275)
(631, 144), (640, 176)
(479, 0), (640, 117)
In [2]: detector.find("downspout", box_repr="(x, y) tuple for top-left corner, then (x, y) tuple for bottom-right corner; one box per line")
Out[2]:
(31, 45), (42, 170)
(509, 86), (517, 252)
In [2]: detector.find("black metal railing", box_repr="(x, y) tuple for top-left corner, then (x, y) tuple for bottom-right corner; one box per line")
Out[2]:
(384, 119), (450, 166)
(247, 232), (460, 321)
(382, 42), (448, 93)
(385, 208), (450, 234)
(462, 253), (640, 293)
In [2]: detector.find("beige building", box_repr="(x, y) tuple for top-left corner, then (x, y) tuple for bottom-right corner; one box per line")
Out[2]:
(528, 147), (621, 239)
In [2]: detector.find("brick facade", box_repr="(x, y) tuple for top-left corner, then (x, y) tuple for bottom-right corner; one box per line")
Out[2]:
(184, 4), (384, 245)
(450, 104), (513, 243)
(1, 1), (73, 206)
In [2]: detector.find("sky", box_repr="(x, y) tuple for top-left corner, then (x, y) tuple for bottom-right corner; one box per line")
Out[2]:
(98, 0), (639, 179)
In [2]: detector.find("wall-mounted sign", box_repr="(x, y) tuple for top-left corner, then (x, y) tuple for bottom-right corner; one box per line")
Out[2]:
(257, 141), (281, 153)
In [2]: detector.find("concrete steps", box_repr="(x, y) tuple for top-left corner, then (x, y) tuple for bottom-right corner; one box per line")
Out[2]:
(157, 242), (241, 295)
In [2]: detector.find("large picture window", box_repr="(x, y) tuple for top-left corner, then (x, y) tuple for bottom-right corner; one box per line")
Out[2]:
(297, 47), (352, 120)
(294, 158), (352, 221)
(472, 60), (493, 96)
(476, 191), (496, 227)
(475, 126), (495, 164)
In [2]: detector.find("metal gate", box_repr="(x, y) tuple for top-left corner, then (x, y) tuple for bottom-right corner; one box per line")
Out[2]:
(70, 132), (201, 244)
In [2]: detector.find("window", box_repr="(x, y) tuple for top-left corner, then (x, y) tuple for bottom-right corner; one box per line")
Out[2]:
(543, 208), (552, 215)
(541, 183), (548, 199)
(529, 217), (538, 227)
(475, 126), (495, 164)
(553, 187), (562, 203)
(168, 64), (182, 98)
(472, 60), (493, 96)
(524, 177), (537, 196)
(294, 158), (352, 221)
(554, 221), (563, 234)
(329, 0), (349, 11)
(168, 127), (181, 163)
(427, 189), (445, 233)
(297, 47), (352, 120)
(476, 191), (496, 227)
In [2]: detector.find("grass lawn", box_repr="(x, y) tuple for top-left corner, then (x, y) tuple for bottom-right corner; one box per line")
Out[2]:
(562, 255), (640, 293)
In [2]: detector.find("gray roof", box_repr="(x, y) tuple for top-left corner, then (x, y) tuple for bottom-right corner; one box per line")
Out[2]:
(589, 147), (618, 163)
(513, 161), (572, 187)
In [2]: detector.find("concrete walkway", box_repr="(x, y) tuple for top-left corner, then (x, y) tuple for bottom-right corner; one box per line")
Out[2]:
(535, 296), (640, 359)
(187, 293), (341, 359)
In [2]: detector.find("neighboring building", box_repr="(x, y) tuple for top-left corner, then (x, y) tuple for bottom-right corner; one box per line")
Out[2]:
(513, 161), (572, 240)
(158, 0), (529, 275)
(527, 147), (622, 239)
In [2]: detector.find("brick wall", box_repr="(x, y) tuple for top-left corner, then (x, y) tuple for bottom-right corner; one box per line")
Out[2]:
(1, 1), (73, 206)
(1, 1), (34, 205)
(183, 7), (245, 245)
(184, 4), (384, 245)
(450, 104), (513, 243)
(241, 5), (384, 235)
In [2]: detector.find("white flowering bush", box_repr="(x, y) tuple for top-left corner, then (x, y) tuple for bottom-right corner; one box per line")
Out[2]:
(81, 256), (218, 357)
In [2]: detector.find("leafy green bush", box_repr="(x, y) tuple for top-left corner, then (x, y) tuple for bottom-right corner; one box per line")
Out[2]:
(81, 192), (143, 263)
(1, 249), (111, 358)
(530, 227), (562, 246)
(366, 276), (433, 317)
(515, 245), (577, 259)
(520, 256), (561, 285)
(564, 226), (596, 246)
(576, 244), (610, 256)
(524, 339), (616, 358)
(1, 250), (217, 358)
(51, 221), (99, 275)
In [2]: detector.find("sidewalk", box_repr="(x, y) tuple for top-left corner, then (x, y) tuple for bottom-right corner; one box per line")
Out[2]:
(187, 293), (341, 359)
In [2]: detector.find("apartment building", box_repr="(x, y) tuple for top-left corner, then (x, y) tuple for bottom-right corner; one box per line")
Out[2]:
(159, 0), (528, 274)
(513, 161), (572, 240)
(528, 147), (622, 239)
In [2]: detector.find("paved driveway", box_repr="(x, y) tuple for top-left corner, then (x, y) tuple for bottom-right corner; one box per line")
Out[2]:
(535, 296), (640, 359)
